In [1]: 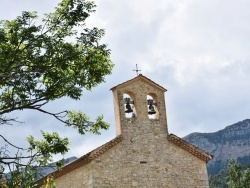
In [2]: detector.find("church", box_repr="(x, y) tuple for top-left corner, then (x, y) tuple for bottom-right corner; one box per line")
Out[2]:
(37, 74), (212, 188)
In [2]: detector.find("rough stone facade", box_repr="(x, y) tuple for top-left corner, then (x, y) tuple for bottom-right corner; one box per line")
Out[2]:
(37, 74), (212, 188)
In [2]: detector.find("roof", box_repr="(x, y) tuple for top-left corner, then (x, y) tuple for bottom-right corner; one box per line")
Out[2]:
(36, 133), (212, 186)
(168, 134), (213, 162)
(36, 135), (123, 187)
(110, 74), (167, 92)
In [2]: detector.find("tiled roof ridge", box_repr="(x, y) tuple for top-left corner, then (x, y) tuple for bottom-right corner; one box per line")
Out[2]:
(36, 135), (123, 187)
(110, 74), (167, 91)
(168, 133), (213, 162)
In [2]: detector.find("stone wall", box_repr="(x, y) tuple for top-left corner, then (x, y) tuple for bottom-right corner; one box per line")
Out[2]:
(54, 136), (209, 187)
(53, 76), (210, 187)
(55, 162), (94, 188)
(90, 128), (209, 187)
(112, 77), (169, 137)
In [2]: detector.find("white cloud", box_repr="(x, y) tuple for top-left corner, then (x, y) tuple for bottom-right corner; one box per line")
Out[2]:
(1, 0), (250, 159)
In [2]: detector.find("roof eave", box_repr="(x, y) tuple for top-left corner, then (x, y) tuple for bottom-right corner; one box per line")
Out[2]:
(110, 74), (167, 92)
(168, 133), (213, 162)
(35, 135), (123, 187)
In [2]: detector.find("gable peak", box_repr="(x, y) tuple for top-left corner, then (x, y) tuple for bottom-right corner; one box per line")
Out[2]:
(110, 74), (167, 92)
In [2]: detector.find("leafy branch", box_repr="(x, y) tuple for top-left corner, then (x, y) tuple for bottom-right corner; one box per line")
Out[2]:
(0, 0), (113, 186)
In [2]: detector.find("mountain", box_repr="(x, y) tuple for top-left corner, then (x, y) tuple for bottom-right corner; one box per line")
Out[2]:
(183, 119), (250, 175)
(38, 120), (250, 177)
(7, 120), (249, 179)
(3, 156), (77, 180)
(36, 156), (77, 179)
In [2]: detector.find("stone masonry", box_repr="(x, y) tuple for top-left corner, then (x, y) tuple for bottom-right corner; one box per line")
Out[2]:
(37, 74), (212, 188)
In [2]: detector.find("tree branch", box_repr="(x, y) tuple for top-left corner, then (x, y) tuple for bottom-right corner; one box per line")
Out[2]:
(0, 135), (27, 151)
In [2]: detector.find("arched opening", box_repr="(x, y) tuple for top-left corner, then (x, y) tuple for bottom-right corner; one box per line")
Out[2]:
(147, 93), (159, 119)
(123, 92), (136, 118)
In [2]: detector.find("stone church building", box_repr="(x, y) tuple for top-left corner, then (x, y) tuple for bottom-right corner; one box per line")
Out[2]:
(37, 74), (212, 188)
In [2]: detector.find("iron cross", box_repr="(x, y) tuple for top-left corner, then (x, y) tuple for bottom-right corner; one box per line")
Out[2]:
(133, 64), (141, 75)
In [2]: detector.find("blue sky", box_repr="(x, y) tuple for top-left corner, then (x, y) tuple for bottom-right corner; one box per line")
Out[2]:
(1, 0), (250, 159)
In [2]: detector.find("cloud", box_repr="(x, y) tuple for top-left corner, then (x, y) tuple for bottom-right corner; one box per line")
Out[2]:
(0, 0), (60, 20)
(1, 0), (250, 161)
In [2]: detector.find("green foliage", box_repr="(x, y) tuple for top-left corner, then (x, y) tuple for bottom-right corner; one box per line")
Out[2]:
(208, 154), (250, 176)
(209, 161), (250, 188)
(26, 131), (69, 166)
(0, 132), (69, 187)
(42, 175), (56, 188)
(66, 111), (109, 134)
(228, 160), (250, 188)
(209, 169), (229, 188)
(5, 166), (38, 188)
(0, 0), (113, 128)
(0, 0), (113, 186)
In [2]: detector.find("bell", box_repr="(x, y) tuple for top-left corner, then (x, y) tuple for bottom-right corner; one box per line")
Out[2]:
(148, 99), (156, 115)
(125, 97), (133, 113)
(125, 103), (133, 113)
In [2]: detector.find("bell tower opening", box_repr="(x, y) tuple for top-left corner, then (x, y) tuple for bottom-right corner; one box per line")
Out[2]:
(147, 93), (159, 119)
(123, 92), (136, 118)
(111, 74), (168, 136)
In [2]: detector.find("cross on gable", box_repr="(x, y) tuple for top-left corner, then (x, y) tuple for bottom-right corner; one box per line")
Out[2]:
(133, 64), (141, 75)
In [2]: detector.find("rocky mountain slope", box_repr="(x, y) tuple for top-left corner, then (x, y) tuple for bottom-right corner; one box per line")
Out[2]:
(8, 120), (249, 178)
(183, 119), (250, 175)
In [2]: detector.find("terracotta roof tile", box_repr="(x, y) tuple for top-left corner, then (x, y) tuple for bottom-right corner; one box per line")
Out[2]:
(36, 134), (212, 187)
(110, 74), (167, 92)
(36, 135), (122, 187)
(168, 134), (213, 162)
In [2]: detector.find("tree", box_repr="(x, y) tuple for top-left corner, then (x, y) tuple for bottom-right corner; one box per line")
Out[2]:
(227, 160), (250, 188)
(209, 160), (250, 188)
(209, 169), (228, 188)
(0, 0), (113, 186)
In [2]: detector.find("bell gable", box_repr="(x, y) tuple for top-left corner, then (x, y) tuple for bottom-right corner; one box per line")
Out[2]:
(111, 74), (168, 136)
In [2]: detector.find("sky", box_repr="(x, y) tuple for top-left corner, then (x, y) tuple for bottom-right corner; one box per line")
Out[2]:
(1, 0), (250, 160)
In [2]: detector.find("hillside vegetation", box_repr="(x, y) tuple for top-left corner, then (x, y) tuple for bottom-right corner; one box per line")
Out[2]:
(184, 119), (250, 175)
